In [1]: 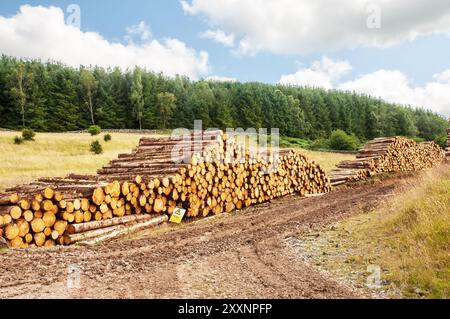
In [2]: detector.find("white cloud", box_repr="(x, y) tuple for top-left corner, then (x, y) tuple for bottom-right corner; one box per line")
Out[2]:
(181, 0), (450, 55)
(339, 69), (450, 117)
(126, 21), (152, 41)
(0, 5), (210, 79)
(433, 69), (450, 82)
(279, 57), (450, 117)
(200, 29), (235, 47)
(279, 57), (351, 89)
(205, 75), (238, 82)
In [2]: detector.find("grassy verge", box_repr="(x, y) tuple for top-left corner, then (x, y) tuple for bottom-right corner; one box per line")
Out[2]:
(293, 165), (450, 298)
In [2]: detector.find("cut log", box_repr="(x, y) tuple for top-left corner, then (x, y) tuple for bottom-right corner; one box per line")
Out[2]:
(0, 193), (19, 205)
(5, 223), (19, 240)
(31, 218), (46, 233)
(92, 188), (105, 206)
(10, 206), (22, 220)
(67, 214), (155, 234)
(34, 232), (46, 247)
(43, 187), (54, 200)
(53, 220), (68, 237)
(63, 225), (123, 245)
(79, 215), (168, 246)
(43, 211), (56, 227)
(16, 219), (29, 237)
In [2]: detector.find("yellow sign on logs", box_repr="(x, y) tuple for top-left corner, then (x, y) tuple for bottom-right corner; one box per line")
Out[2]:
(169, 207), (186, 224)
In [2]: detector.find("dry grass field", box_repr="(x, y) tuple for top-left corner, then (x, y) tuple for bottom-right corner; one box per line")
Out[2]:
(295, 166), (450, 298)
(295, 148), (354, 172)
(0, 131), (145, 191)
(0, 131), (351, 191)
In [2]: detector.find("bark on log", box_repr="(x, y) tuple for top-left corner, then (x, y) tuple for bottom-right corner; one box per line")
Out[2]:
(67, 213), (155, 234)
(78, 215), (168, 246)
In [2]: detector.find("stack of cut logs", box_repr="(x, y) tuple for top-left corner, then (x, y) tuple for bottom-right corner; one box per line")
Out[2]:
(0, 130), (331, 248)
(446, 126), (450, 160)
(330, 136), (445, 186)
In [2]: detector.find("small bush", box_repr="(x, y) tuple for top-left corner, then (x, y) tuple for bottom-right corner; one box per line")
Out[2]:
(104, 133), (112, 142)
(22, 128), (35, 141)
(87, 125), (101, 136)
(328, 130), (358, 151)
(279, 136), (311, 149)
(434, 135), (447, 149)
(309, 138), (330, 150)
(14, 136), (23, 145)
(90, 140), (103, 155)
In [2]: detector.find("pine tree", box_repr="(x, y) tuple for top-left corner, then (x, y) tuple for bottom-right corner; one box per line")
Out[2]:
(80, 68), (98, 125)
(130, 67), (145, 130)
(9, 63), (29, 128)
(156, 92), (177, 128)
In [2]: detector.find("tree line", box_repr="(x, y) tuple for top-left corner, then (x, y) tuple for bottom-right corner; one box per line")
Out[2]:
(0, 55), (447, 143)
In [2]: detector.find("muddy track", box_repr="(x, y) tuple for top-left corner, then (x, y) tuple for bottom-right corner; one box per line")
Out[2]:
(0, 174), (412, 299)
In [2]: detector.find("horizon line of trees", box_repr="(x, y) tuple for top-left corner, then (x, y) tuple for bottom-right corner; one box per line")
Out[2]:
(0, 55), (448, 143)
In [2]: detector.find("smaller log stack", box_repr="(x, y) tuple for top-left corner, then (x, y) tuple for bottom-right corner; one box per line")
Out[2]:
(330, 137), (445, 186)
(446, 125), (450, 160)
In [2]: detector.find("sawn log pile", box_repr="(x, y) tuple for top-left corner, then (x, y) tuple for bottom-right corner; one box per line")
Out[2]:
(0, 130), (331, 248)
(330, 136), (445, 186)
(446, 127), (450, 160)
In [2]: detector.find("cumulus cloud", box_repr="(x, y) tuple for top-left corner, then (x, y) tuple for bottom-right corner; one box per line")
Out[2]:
(279, 57), (351, 89)
(339, 69), (450, 117)
(205, 75), (238, 82)
(0, 5), (210, 79)
(279, 57), (450, 117)
(181, 0), (450, 55)
(200, 29), (235, 47)
(433, 69), (450, 82)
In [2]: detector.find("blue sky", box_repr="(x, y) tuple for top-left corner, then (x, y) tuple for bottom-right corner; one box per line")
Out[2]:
(0, 1), (449, 116)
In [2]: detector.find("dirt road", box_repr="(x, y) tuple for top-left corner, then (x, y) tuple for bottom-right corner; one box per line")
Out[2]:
(0, 174), (410, 299)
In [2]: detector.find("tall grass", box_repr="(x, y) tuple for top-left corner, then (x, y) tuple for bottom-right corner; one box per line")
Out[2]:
(358, 166), (450, 298)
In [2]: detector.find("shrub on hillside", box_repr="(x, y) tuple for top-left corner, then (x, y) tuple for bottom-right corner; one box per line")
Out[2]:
(328, 130), (358, 151)
(104, 133), (112, 142)
(90, 140), (103, 155)
(22, 128), (35, 141)
(434, 135), (447, 149)
(309, 138), (330, 150)
(87, 125), (101, 136)
(14, 136), (23, 145)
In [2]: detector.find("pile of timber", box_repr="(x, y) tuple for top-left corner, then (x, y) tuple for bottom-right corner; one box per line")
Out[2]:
(330, 137), (445, 186)
(0, 131), (331, 248)
(446, 126), (450, 160)
(96, 130), (224, 182)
